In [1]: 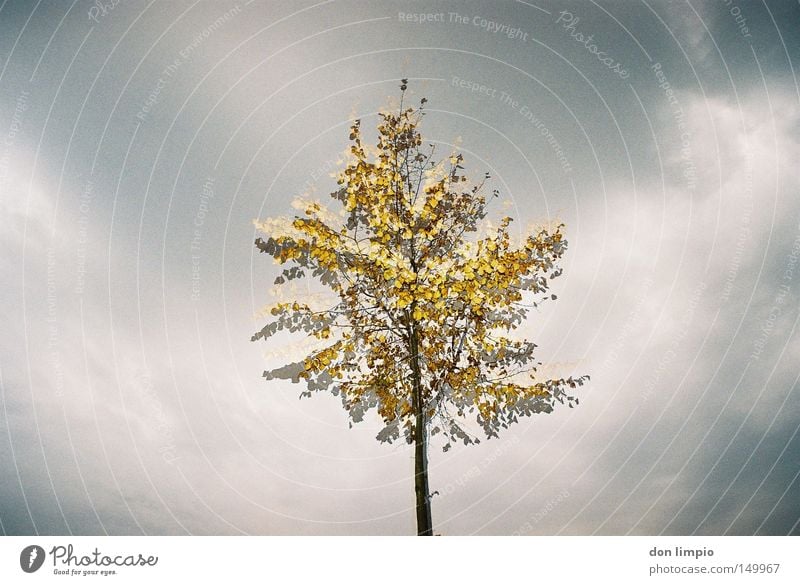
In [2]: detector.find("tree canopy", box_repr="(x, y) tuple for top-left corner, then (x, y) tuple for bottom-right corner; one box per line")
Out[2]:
(253, 85), (586, 454)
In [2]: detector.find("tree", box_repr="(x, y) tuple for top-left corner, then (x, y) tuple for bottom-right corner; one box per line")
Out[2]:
(252, 81), (587, 536)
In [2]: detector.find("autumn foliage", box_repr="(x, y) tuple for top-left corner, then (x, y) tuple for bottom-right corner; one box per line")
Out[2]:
(252, 83), (586, 533)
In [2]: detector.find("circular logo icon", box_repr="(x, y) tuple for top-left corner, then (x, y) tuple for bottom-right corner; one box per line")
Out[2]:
(20, 545), (45, 573)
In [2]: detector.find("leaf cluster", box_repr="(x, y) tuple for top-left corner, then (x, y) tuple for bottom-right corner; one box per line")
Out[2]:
(253, 83), (587, 449)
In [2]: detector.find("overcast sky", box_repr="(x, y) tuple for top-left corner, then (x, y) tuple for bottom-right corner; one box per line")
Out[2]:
(1, 0), (798, 536)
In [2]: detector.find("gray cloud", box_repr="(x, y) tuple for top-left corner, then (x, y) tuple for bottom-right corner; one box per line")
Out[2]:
(0, 0), (798, 536)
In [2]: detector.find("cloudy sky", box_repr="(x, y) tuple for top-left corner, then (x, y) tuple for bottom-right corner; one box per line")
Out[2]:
(1, 0), (798, 536)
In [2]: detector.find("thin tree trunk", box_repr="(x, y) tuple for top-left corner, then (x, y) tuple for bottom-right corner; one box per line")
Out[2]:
(410, 324), (433, 535)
